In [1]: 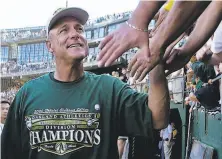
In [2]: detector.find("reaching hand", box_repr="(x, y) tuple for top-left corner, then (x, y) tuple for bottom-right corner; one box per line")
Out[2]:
(150, 9), (168, 38)
(164, 48), (191, 76)
(97, 22), (150, 67)
(128, 40), (161, 82)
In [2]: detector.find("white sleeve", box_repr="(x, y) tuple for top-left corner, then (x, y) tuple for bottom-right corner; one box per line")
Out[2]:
(211, 21), (222, 54)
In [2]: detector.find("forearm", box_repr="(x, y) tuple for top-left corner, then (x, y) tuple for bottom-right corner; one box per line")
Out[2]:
(153, 1), (210, 52)
(182, 1), (222, 56)
(129, 1), (165, 28)
(148, 63), (170, 130)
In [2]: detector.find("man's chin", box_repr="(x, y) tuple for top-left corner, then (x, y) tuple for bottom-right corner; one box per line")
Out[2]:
(69, 54), (87, 60)
(71, 56), (86, 63)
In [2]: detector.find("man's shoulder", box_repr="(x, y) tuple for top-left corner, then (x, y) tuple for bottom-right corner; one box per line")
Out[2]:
(86, 71), (117, 82)
(20, 73), (49, 90)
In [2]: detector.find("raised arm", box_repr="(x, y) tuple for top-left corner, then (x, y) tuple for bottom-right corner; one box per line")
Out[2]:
(154, 1), (211, 52)
(181, 1), (222, 58)
(148, 63), (170, 129)
(165, 1), (222, 75)
(128, 1), (210, 81)
(97, 1), (165, 67)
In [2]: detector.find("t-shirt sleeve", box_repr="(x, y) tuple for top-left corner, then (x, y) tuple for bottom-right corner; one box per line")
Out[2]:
(1, 87), (24, 159)
(113, 78), (153, 138)
(211, 22), (222, 54)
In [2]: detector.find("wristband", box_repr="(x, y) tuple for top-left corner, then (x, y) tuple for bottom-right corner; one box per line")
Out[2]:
(125, 21), (148, 32)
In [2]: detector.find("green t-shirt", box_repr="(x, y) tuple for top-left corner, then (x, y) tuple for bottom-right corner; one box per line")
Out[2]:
(1, 72), (153, 159)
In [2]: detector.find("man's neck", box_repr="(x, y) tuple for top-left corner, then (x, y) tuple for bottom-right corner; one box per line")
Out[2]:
(54, 61), (84, 82)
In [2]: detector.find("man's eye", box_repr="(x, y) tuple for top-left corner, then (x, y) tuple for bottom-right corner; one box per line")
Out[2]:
(78, 27), (84, 32)
(60, 29), (67, 33)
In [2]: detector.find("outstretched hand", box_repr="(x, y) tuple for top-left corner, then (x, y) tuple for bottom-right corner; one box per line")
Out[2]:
(128, 39), (162, 81)
(164, 48), (191, 76)
(97, 22), (150, 67)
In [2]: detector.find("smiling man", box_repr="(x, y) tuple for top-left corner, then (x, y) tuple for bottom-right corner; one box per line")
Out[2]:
(1, 7), (169, 159)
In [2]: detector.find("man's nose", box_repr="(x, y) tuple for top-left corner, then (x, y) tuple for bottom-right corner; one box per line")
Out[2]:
(69, 29), (80, 40)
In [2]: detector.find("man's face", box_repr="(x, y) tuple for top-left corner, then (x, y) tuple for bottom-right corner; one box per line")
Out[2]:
(47, 17), (88, 63)
(1, 103), (10, 120)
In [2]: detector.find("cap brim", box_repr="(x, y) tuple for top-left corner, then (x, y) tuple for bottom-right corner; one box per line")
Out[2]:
(48, 7), (89, 31)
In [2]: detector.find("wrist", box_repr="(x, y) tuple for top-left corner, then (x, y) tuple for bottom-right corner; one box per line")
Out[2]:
(125, 21), (148, 32)
(128, 16), (150, 30)
(128, 2), (153, 29)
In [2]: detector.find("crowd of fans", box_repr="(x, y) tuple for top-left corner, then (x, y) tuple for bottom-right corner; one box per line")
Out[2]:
(0, 60), (56, 75)
(1, 11), (132, 43)
(1, 27), (46, 42)
(85, 11), (132, 27)
(0, 48), (137, 76)
(0, 86), (19, 103)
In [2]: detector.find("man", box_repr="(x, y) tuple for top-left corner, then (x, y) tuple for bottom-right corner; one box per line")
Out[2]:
(117, 136), (129, 158)
(160, 123), (173, 159)
(0, 99), (10, 135)
(196, 22), (222, 65)
(2, 7), (169, 159)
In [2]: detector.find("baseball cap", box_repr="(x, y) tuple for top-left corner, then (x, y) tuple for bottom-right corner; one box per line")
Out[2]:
(47, 7), (89, 36)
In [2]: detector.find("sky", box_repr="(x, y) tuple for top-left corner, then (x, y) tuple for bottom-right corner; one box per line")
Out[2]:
(0, 0), (138, 29)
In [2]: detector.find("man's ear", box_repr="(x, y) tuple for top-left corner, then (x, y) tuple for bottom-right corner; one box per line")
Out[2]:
(46, 40), (54, 53)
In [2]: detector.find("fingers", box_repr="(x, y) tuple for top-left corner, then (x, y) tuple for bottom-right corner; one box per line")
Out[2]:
(130, 60), (141, 77)
(137, 59), (159, 82)
(166, 49), (178, 64)
(98, 33), (113, 50)
(163, 45), (174, 61)
(104, 43), (129, 67)
(134, 65), (145, 81)
(128, 56), (137, 72)
(98, 42), (118, 67)
(97, 34), (114, 61)
(129, 57), (159, 82)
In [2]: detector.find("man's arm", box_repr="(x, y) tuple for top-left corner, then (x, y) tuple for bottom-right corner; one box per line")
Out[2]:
(152, 1), (210, 52)
(128, 1), (166, 29)
(148, 63), (170, 130)
(164, 2), (222, 75)
(97, 1), (165, 67)
(128, 1), (210, 81)
(181, 1), (222, 57)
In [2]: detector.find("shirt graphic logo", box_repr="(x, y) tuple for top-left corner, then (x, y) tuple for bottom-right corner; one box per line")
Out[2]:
(25, 108), (101, 155)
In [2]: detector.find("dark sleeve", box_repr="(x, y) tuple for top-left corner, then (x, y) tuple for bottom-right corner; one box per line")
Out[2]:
(113, 79), (153, 138)
(1, 88), (24, 159)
